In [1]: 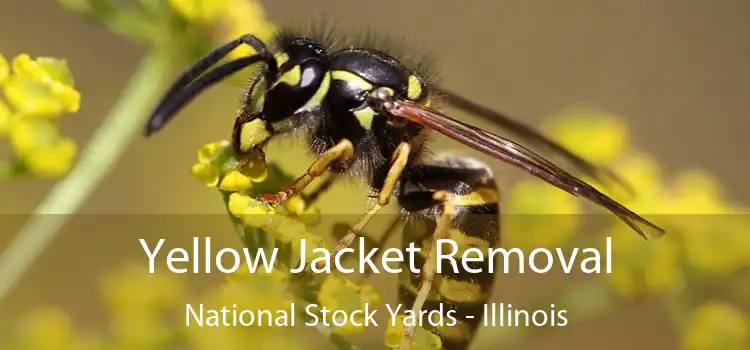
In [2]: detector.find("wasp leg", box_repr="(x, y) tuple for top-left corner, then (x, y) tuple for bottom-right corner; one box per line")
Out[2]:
(257, 139), (354, 205)
(399, 191), (456, 350)
(397, 157), (500, 350)
(320, 142), (411, 268)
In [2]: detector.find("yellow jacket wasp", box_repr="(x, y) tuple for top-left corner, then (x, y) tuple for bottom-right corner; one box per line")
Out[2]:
(144, 24), (665, 350)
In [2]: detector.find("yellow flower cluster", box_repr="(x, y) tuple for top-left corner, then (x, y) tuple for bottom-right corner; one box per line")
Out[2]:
(190, 141), (268, 191)
(0, 53), (80, 179)
(188, 267), (302, 350)
(191, 140), (322, 250)
(190, 140), (389, 343)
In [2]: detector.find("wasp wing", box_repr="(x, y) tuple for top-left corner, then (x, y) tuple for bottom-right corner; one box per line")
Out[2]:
(385, 99), (665, 239)
(433, 87), (634, 196)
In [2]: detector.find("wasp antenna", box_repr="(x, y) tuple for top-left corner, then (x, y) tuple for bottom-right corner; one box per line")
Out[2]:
(144, 34), (275, 137)
(145, 56), (269, 136)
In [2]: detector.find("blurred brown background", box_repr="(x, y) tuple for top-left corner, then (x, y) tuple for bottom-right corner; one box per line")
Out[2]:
(1, 0), (748, 349)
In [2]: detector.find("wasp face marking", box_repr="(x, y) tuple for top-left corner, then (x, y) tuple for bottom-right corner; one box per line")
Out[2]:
(263, 37), (330, 123)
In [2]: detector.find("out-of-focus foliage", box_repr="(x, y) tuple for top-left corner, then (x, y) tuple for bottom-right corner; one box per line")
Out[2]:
(0, 53), (80, 179)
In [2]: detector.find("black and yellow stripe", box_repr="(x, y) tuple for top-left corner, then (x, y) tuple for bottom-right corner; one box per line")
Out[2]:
(398, 159), (500, 350)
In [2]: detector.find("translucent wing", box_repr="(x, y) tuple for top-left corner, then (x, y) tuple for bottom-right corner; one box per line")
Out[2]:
(384, 98), (665, 239)
(434, 87), (634, 196)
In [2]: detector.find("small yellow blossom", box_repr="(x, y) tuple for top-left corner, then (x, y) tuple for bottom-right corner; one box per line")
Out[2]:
(227, 192), (277, 227)
(23, 136), (77, 178)
(385, 315), (443, 350)
(317, 275), (381, 335)
(279, 194), (322, 226)
(543, 109), (631, 164)
(219, 169), (253, 191)
(283, 195), (307, 215)
(504, 179), (582, 248)
(683, 301), (748, 350)
(228, 192), (252, 216)
(197, 141), (226, 163)
(190, 162), (220, 186)
(7, 118), (78, 178)
(191, 141), (267, 188)
(7, 118), (58, 155)
(190, 142), (228, 187)
(4, 54), (80, 117)
(269, 215), (308, 243)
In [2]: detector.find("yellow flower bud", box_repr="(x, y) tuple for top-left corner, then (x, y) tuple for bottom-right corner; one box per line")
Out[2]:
(190, 162), (220, 187)
(227, 193), (252, 217)
(219, 170), (252, 191)
(3, 75), (80, 118)
(24, 137), (77, 178)
(4, 54), (80, 117)
(282, 195), (306, 215)
(296, 205), (322, 226)
(242, 203), (275, 227)
(8, 118), (60, 156)
(269, 216), (307, 243)
(197, 142), (225, 163)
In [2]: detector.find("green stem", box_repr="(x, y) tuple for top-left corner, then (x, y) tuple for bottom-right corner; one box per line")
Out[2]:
(0, 49), (174, 302)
